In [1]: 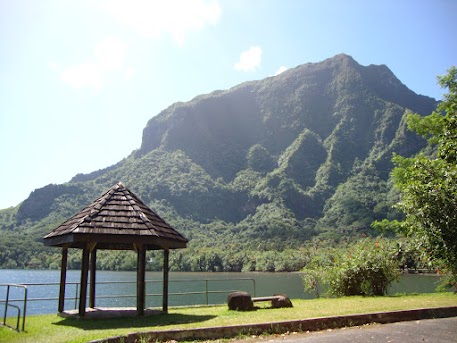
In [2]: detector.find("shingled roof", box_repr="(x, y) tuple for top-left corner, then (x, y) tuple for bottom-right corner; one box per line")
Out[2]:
(43, 182), (187, 250)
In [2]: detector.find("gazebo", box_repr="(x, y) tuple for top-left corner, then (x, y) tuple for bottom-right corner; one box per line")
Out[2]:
(43, 182), (187, 317)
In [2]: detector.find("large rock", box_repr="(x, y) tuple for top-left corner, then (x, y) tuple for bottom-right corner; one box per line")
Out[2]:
(271, 294), (293, 308)
(227, 291), (254, 311)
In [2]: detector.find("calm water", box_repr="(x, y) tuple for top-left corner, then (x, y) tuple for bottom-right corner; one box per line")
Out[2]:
(0, 269), (442, 316)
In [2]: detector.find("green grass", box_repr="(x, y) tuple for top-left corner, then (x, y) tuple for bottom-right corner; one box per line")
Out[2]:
(1, 293), (456, 343)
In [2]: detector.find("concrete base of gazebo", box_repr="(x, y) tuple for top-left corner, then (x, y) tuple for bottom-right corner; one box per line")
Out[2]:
(58, 307), (164, 319)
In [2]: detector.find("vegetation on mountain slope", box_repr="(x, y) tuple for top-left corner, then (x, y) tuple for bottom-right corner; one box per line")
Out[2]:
(0, 54), (440, 271)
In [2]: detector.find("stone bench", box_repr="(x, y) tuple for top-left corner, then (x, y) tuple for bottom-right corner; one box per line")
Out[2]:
(252, 296), (282, 302)
(228, 292), (292, 311)
(253, 294), (293, 308)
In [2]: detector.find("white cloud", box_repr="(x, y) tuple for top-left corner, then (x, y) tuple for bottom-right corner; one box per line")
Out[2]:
(58, 36), (132, 91)
(102, 0), (221, 45)
(61, 62), (104, 90)
(234, 46), (262, 72)
(94, 37), (127, 71)
(274, 66), (288, 76)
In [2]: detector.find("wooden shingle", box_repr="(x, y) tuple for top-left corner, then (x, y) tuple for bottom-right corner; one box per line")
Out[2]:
(43, 182), (187, 250)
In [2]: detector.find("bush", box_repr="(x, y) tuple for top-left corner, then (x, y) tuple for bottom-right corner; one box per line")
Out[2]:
(302, 238), (400, 297)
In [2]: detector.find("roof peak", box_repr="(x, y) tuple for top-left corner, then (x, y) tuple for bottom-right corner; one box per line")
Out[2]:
(43, 182), (188, 249)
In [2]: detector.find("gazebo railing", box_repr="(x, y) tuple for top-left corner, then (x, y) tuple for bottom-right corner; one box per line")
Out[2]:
(65, 278), (256, 307)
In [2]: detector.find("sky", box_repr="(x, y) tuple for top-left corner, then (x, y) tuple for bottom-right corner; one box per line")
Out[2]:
(0, 0), (456, 209)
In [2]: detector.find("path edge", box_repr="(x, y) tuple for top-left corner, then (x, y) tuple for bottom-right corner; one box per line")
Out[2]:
(90, 306), (457, 343)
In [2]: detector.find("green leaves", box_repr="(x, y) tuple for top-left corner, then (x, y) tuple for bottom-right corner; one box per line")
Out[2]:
(302, 239), (400, 297)
(391, 67), (457, 286)
(246, 144), (276, 173)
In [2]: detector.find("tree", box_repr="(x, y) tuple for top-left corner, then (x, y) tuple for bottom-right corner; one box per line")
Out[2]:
(390, 67), (457, 289)
(246, 144), (276, 173)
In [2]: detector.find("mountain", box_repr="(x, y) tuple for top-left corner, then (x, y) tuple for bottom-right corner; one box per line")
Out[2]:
(0, 54), (437, 270)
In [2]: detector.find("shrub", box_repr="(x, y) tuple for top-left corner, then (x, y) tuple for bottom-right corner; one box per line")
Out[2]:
(302, 238), (400, 297)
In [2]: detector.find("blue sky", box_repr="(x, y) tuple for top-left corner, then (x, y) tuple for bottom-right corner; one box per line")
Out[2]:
(0, 0), (455, 209)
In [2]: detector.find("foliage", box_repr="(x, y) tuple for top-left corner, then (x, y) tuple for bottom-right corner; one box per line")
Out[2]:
(371, 219), (405, 236)
(390, 67), (457, 289)
(246, 144), (277, 173)
(319, 171), (400, 230)
(0, 233), (60, 269)
(302, 238), (400, 297)
(168, 243), (311, 273)
(278, 129), (327, 190)
(302, 251), (333, 298)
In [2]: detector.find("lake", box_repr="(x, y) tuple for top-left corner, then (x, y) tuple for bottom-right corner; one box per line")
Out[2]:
(0, 269), (443, 316)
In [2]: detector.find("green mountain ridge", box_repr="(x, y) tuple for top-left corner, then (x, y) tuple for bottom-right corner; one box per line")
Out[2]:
(0, 54), (438, 270)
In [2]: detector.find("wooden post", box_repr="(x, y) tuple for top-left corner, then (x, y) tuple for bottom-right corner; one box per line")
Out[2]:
(58, 246), (68, 313)
(89, 248), (97, 308)
(79, 246), (90, 317)
(137, 245), (146, 316)
(163, 249), (169, 313)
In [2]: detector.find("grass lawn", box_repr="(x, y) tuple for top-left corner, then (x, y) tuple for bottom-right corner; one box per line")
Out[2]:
(1, 293), (456, 343)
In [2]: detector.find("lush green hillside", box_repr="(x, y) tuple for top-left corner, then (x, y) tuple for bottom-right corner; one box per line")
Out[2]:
(0, 54), (437, 271)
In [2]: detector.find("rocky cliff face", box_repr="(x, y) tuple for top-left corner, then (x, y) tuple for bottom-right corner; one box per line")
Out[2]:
(139, 54), (434, 184)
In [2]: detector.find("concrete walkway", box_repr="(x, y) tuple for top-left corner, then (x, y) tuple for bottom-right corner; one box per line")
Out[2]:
(241, 317), (457, 343)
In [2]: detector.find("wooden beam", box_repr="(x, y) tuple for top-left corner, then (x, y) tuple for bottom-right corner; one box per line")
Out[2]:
(163, 249), (170, 313)
(88, 242), (97, 252)
(79, 246), (90, 317)
(89, 248), (97, 308)
(136, 245), (146, 316)
(58, 246), (68, 313)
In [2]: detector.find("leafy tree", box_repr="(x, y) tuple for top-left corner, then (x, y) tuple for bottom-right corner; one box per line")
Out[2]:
(390, 67), (457, 289)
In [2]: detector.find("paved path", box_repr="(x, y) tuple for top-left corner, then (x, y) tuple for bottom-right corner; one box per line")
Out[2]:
(239, 317), (457, 343)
